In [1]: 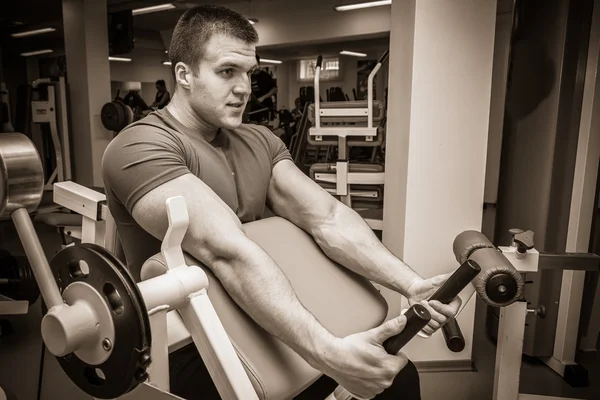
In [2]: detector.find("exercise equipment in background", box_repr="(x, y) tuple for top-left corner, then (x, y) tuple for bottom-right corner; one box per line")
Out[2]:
(101, 89), (139, 134)
(12, 77), (72, 192)
(0, 82), (14, 133)
(306, 51), (389, 231)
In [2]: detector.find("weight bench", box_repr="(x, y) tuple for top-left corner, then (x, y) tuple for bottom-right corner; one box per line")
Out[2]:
(44, 180), (390, 400)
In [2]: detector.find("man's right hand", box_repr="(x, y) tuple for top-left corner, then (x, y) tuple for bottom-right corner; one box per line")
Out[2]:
(317, 315), (410, 399)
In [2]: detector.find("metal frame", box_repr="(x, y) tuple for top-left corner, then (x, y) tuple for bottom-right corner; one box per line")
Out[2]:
(51, 181), (587, 400)
(31, 78), (72, 190)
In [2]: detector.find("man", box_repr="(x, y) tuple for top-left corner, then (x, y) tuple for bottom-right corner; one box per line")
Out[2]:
(249, 54), (277, 122)
(101, 5), (461, 399)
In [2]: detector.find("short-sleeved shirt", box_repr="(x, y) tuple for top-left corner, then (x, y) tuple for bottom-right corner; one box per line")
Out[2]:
(101, 107), (293, 281)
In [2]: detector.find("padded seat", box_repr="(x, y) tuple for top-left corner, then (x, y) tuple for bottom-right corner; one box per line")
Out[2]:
(141, 217), (388, 400)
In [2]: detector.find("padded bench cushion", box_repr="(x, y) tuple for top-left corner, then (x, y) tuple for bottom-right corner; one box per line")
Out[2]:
(307, 100), (385, 124)
(141, 217), (388, 400)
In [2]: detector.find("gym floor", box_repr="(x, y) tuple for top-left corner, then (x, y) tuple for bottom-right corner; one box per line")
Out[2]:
(0, 218), (598, 400)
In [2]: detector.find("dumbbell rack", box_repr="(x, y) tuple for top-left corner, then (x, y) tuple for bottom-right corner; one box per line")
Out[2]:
(308, 52), (388, 231)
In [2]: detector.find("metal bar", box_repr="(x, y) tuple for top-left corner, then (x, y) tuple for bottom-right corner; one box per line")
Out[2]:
(538, 252), (600, 271)
(11, 208), (63, 309)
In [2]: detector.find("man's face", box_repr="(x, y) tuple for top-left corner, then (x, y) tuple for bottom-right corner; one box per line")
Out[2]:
(188, 33), (256, 130)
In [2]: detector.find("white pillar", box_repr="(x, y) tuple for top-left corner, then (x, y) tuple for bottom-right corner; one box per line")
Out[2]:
(382, 0), (498, 363)
(62, 0), (113, 187)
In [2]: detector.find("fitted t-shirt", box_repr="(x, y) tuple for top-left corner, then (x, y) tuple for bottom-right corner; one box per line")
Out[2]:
(101, 108), (293, 281)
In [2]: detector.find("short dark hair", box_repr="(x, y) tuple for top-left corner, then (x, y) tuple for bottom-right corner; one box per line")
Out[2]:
(169, 5), (259, 79)
(156, 79), (166, 87)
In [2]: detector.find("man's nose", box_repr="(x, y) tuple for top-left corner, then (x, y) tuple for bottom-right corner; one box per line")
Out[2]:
(233, 75), (251, 95)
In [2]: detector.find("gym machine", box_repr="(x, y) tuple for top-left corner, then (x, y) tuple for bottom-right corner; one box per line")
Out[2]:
(1, 132), (593, 400)
(307, 52), (388, 231)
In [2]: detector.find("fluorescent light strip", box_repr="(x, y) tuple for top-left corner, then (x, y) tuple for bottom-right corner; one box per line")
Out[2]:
(340, 50), (367, 57)
(260, 58), (282, 64)
(132, 3), (175, 16)
(335, 0), (391, 11)
(109, 56), (132, 62)
(21, 49), (54, 57)
(163, 61), (172, 66)
(11, 27), (56, 38)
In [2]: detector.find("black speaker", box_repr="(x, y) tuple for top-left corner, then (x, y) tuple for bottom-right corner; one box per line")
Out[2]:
(108, 10), (134, 56)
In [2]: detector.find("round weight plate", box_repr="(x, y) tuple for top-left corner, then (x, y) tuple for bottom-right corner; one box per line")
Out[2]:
(48, 244), (152, 399)
(101, 102), (126, 133)
(79, 243), (152, 350)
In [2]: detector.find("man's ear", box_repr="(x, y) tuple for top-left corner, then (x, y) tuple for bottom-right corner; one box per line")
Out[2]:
(174, 62), (193, 90)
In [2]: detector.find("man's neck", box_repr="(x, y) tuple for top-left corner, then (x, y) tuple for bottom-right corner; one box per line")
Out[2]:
(166, 93), (219, 142)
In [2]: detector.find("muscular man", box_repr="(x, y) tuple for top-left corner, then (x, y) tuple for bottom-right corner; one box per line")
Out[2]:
(101, 5), (461, 399)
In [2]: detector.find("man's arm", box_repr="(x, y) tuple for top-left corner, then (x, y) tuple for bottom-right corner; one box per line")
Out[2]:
(131, 173), (337, 368)
(267, 160), (423, 296)
(258, 87), (277, 103)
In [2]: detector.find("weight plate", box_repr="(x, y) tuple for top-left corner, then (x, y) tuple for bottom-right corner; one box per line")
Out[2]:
(48, 244), (152, 399)
(79, 243), (152, 351)
(101, 101), (126, 132)
(0, 249), (40, 305)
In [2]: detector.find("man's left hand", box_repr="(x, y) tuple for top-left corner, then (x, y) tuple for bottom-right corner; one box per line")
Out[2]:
(405, 273), (462, 336)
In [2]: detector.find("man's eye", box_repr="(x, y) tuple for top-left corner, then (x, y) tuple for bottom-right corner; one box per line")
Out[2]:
(222, 68), (234, 76)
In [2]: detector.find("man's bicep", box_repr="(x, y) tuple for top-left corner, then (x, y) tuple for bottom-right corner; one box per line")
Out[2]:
(132, 173), (245, 262)
(267, 160), (336, 232)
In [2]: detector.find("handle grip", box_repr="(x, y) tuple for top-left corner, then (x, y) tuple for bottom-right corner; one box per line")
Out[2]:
(316, 55), (323, 68)
(442, 318), (465, 352)
(383, 304), (430, 354)
(429, 259), (482, 303)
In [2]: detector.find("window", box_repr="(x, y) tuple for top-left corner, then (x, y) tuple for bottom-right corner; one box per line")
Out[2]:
(298, 57), (340, 82)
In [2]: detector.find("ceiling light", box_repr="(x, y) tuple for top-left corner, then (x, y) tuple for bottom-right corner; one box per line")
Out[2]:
(163, 61), (172, 66)
(260, 58), (282, 64)
(11, 27), (56, 38)
(248, 18), (259, 24)
(165, 50), (168, 53)
(132, 3), (175, 16)
(340, 50), (367, 57)
(335, 0), (392, 12)
(109, 57), (132, 62)
(21, 49), (54, 57)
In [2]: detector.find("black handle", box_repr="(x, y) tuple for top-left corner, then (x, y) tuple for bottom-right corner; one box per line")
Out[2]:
(378, 50), (390, 64)
(429, 259), (482, 304)
(383, 304), (430, 354)
(316, 55), (323, 68)
(442, 318), (465, 352)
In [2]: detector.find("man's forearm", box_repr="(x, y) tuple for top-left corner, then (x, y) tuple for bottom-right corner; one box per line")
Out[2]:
(312, 203), (423, 296)
(207, 237), (337, 368)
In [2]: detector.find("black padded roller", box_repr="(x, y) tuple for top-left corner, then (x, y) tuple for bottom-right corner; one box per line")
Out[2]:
(453, 230), (495, 264)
